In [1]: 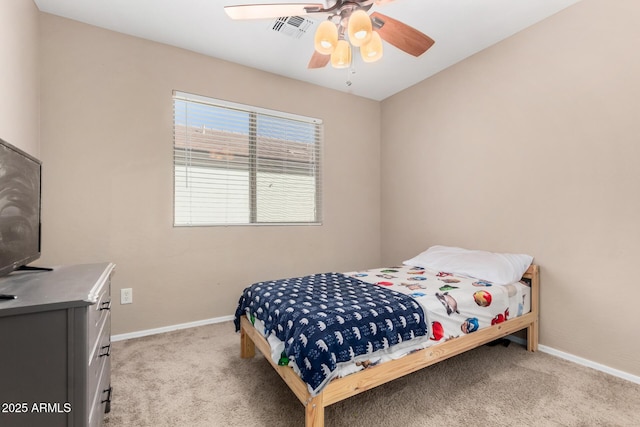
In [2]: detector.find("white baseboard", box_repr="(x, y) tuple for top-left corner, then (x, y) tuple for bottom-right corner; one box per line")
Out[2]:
(113, 318), (640, 386)
(507, 336), (640, 385)
(110, 315), (235, 342)
(538, 344), (640, 385)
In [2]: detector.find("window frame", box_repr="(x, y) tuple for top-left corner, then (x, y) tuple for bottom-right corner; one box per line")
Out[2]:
(173, 91), (323, 227)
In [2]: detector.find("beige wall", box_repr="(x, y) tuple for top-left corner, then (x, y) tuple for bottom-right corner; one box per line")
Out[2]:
(381, 0), (640, 377)
(34, 0), (638, 378)
(0, 0), (40, 156)
(38, 14), (381, 335)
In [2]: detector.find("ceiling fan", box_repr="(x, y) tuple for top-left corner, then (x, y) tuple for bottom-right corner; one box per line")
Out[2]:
(224, 1), (435, 69)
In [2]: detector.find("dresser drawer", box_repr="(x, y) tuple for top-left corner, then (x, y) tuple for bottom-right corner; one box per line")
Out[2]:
(88, 353), (111, 427)
(88, 310), (110, 385)
(88, 277), (111, 353)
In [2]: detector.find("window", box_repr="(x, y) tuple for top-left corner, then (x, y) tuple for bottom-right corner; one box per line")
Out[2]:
(173, 91), (322, 226)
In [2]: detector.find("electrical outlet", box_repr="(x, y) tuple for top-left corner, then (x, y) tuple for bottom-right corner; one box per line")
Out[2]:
(121, 288), (133, 304)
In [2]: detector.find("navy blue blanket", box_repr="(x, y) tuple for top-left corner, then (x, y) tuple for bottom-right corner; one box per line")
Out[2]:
(234, 272), (428, 394)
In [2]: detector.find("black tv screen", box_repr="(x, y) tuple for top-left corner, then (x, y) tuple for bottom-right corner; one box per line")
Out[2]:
(0, 138), (42, 277)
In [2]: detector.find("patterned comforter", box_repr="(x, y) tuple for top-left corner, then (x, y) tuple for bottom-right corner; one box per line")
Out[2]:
(234, 272), (429, 394)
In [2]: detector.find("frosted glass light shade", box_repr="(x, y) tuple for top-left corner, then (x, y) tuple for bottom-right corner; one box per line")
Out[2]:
(360, 31), (383, 63)
(314, 21), (338, 55)
(331, 40), (352, 69)
(347, 10), (372, 47)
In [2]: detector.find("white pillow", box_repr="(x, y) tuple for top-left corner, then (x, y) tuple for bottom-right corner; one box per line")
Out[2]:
(403, 245), (533, 285)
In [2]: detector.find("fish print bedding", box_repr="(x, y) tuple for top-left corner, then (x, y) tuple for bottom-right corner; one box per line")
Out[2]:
(235, 265), (531, 395)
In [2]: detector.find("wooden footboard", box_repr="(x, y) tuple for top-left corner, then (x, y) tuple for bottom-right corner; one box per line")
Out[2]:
(240, 264), (539, 427)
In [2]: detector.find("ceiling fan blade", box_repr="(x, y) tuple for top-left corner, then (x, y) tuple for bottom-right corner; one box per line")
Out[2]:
(224, 3), (324, 20)
(308, 51), (330, 69)
(370, 12), (434, 57)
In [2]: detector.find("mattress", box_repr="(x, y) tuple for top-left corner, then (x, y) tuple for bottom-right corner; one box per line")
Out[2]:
(238, 264), (531, 395)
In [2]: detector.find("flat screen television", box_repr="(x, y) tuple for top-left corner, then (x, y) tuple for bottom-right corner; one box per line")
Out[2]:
(0, 138), (42, 277)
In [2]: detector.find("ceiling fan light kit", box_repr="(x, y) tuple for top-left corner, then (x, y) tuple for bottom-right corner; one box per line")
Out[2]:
(315, 7), (383, 68)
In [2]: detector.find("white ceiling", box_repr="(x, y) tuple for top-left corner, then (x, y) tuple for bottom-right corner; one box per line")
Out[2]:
(34, 0), (583, 101)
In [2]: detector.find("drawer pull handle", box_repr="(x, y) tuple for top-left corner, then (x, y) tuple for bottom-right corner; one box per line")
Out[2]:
(102, 386), (113, 413)
(99, 344), (111, 357)
(100, 301), (111, 311)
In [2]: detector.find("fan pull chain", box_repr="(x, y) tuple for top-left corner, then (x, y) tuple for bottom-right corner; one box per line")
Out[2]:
(346, 60), (356, 86)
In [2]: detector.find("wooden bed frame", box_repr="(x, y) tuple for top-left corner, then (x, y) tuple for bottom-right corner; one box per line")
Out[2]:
(239, 264), (539, 427)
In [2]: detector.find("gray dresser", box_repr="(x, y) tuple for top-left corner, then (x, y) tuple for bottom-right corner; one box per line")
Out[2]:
(0, 262), (115, 427)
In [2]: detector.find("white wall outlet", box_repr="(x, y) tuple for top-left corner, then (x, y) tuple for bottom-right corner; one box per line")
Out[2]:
(121, 288), (133, 304)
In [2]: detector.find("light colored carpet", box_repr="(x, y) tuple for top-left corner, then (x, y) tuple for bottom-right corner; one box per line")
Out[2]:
(104, 322), (640, 426)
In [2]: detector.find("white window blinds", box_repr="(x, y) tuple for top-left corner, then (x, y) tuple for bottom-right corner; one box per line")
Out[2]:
(173, 91), (323, 226)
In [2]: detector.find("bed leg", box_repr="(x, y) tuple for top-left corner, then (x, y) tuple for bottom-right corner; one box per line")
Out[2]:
(527, 320), (539, 352)
(240, 323), (256, 359)
(305, 395), (324, 427)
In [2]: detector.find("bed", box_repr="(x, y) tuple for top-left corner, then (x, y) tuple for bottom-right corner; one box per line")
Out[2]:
(235, 246), (539, 427)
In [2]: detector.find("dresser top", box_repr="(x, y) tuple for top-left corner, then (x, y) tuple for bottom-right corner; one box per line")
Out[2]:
(0, 262), (115, 317)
